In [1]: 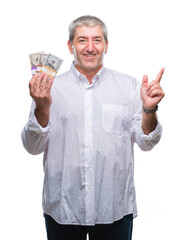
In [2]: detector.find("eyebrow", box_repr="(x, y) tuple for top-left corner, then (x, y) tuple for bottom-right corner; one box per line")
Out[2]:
(77, 36), (103, 40)
(77, 36), (86, 40)
(94, 36), (103, 40)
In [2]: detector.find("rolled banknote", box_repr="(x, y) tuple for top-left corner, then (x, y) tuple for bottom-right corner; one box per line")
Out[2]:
(40, 53), (63, 78)
(29, 51), (44, 75)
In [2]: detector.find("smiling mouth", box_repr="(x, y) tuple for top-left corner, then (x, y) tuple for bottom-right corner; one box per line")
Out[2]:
(83, 54), (97, 57)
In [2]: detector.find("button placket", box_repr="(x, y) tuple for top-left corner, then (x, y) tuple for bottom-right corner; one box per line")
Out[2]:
(84, 89), (95, 224)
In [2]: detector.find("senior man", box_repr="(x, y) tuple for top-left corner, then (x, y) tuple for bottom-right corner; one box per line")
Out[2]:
(22, 15), (165, 240)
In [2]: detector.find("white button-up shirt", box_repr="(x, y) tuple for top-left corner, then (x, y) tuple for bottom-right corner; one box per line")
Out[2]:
(21, 63), (162, 225)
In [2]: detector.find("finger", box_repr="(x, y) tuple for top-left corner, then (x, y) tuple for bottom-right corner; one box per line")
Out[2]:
(29, 73), (44, 96)
(32, 72), (45, 88)
(29, 73), (39, 87)
(142, 74), (148, 86)
(155, 68), (165, 83)
(141, 75), (148, 96)
(45, 77), (54, 93)
(29, 74), (41, 96)
(147, 83), (161, 96)
(39, 74), (49, 95)
(146, 80), (156, 91)
(40, 74), (49, 87)
(30, 73), (39, 82)
(149, 88), (165, 98)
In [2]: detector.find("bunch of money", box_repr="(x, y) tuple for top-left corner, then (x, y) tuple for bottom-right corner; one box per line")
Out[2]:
(29, 51), (63, 78)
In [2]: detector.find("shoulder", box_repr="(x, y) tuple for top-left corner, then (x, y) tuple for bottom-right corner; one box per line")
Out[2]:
(54, 70), (71, 82)
(52, 70), (72, 87)
(104, 67), (141, 89)
(50, 70), (73, 97)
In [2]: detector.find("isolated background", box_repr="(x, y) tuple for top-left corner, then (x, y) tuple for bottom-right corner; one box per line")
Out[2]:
(1, 0), (184, 239)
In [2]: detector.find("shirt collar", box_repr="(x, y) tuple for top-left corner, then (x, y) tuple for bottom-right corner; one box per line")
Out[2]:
(70, 61), (105, 87)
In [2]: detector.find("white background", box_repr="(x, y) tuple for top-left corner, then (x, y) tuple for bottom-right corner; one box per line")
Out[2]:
(1, 0), (185, 239)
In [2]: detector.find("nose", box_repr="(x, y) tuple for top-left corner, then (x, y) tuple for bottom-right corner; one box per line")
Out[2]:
(86, 40), (94, 52)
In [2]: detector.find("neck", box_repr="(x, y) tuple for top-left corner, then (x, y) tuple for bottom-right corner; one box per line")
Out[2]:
(75, 64), (103, 84)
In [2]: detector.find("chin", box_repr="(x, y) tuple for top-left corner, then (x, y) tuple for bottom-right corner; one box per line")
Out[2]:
(84, 61), (102, 69)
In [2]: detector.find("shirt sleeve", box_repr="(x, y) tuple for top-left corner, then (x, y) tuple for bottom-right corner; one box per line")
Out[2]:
(21, 101), (51, 155)
(130, 79), (162, 151)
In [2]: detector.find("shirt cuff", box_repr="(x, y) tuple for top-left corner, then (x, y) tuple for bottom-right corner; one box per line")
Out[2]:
(138, 120), (162, 140)
(27, 111), (51, 134)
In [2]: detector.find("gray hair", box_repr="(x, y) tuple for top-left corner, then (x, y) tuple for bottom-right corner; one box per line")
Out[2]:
(69, 15), (108, 43)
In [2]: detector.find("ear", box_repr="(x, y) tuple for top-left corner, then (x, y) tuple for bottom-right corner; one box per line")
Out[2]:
(67, 40), (74, 54)
(104, 40), (108, 54)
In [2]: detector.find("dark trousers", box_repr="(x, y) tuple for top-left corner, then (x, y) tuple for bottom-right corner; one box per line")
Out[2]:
(44, 213), (133, 240)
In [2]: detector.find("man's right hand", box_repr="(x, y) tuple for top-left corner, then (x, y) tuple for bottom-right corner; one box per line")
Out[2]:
(29, 73), (54, 127)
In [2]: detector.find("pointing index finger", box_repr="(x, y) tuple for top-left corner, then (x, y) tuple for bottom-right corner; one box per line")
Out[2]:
(156, 68), (165, 83)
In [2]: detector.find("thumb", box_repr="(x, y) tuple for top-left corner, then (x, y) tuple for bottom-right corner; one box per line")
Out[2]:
(142, 74), (148, 87)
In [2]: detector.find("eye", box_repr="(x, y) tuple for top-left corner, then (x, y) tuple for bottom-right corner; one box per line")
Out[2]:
(78, 39), (86, 43)
(94, 38), (102, 43)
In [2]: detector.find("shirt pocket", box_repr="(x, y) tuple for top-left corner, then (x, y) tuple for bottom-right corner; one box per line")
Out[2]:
(102, 104), (129, 135)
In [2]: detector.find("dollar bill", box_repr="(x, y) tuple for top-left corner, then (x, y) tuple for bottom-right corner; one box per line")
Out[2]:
(37, 53), (48, 73)
(29, 51), (44, 75)
(40, 53), (63, 78)
(40, 53), (48, 65)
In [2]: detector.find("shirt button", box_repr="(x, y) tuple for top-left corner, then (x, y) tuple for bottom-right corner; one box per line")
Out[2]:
(86, 165), (92, 169)
(86, 185), (92, 191)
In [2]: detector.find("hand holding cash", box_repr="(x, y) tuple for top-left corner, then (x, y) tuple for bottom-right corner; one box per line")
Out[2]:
(28, 52), (63, 127)
(29, 72), (53, 127)
(29, 51), (63, 77)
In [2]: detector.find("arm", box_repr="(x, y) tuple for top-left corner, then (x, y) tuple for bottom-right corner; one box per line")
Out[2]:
(21, 106), (51, 155)
(141, 68), (165, 135)
(21, 73), (54, 155)
(29, 72), (54, 127)
(142, 111), (158, 135)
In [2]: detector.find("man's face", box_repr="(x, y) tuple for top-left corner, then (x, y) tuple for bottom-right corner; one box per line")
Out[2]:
(68, 25), (108, 75)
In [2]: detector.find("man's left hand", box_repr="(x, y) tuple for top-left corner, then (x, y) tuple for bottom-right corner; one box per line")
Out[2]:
(141, 68), (165, 110)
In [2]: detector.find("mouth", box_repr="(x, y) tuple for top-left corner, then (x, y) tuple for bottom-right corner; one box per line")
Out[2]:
(83, 53), (97, 57)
